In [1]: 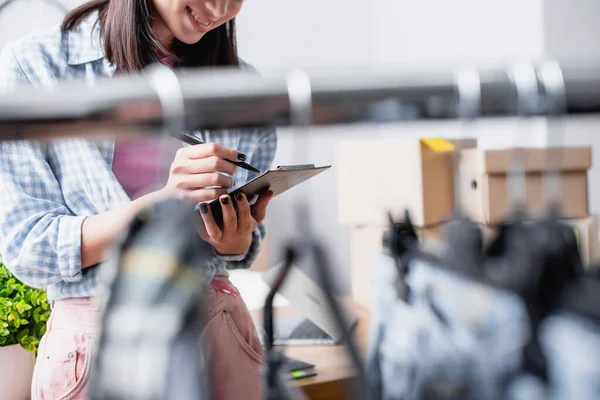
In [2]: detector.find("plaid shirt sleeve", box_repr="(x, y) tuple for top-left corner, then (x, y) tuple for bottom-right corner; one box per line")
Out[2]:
(218, 127), (277, 270)
(0, 46), (86, 288)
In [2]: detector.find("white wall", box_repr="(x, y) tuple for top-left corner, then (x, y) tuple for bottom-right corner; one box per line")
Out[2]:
(237, 0), (554, 292)
(0, 0), (83, 50)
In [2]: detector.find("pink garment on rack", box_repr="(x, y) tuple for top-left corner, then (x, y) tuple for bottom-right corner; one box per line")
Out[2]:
(112, 57), (176, 199)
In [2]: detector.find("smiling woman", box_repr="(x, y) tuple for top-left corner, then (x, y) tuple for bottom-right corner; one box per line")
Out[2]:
(62, 0), (242, 72)
(0, 0), (276, 399)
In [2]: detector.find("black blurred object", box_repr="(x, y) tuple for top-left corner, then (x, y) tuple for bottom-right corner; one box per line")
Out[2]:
(263, 247), (296, 354)
(383, 211), (419, 301)
(262, 246), (307, 400)
(443, 215), (484, 275)
(484, 216), (584, 382)
(382, 211), (419, 272)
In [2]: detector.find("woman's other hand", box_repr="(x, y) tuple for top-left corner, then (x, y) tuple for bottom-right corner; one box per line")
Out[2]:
(164, 143), (243, 203)
(198, 191), (274, 256)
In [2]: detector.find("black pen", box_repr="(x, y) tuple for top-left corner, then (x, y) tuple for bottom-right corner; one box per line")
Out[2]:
(170, 131), (262, 174)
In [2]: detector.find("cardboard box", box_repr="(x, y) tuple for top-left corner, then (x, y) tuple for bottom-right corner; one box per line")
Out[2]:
(336, 138), (476, 227)
(458, 147), (591, 224)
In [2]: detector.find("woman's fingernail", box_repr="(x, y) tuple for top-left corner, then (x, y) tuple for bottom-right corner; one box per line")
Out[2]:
(237, 153), (247, 161)
(200, 204), (209, 214)
(235, 193), (243, 201)
(221, 196), (230, 205)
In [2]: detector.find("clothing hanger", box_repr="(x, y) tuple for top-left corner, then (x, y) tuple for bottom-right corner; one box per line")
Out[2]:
(262, 246), (306, 400)
(483, 62), (591, 383)
(537, 62), (600, 323)
(442, 67), (485, 274)
(260, 70), (315, 400)
(262, 69), (369, 400)
(383, 67), (488, 291)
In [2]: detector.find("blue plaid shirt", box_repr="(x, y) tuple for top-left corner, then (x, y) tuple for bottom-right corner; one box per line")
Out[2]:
(0, 12), (277, 301)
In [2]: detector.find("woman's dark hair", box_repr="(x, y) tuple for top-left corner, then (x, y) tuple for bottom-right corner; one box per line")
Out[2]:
(62, 0), (239, 72)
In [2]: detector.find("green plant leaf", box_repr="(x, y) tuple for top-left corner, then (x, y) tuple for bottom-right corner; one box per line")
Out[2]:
(33, 322), (46, 339)
(18, 300), (33, 314)
(21, 337), (38, 353)
(30, 292), (39, 306)
(33, 308), (41, 323)
(0, 263), (50, 352)
(16, 328), (29, 342)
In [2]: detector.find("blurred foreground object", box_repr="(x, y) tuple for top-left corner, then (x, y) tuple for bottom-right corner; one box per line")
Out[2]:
(90, 197), (213, 400)
(2, 61), (600, 140)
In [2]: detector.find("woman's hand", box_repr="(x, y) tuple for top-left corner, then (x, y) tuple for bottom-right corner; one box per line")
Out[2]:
(198, 191), (274, 256)
(164, 143), (244, 202)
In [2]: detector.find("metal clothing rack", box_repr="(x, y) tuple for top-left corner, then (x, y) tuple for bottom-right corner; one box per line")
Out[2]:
(1, 60), (600, 141)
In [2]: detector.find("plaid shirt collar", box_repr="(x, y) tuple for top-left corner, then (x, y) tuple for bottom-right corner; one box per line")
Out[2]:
(66, 11), (116, 75)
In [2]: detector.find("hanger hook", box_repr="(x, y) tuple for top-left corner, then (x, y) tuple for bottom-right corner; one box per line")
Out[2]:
(539, 61), (567, 115)
(452, 67), (481, 216)
(286, 70), (313, 236)
(539, 61), (567, 215)
(506, 62), (539, 215)
(286, 70), (313, 127)
(145, 63), (186, 188)
(455, 67), (481, 119)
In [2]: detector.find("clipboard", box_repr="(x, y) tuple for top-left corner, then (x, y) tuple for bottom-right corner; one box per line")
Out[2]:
(207, 164), (331, 227)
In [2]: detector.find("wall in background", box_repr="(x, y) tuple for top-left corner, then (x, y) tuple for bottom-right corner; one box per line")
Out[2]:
(0, 0), (83, 50)
(237, 0), (552, 291)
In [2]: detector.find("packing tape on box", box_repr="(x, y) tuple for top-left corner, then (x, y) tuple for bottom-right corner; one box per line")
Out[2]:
(421, 138), (456, 153)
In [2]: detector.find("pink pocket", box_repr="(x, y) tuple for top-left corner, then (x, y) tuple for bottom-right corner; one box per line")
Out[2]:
(32, 329), (95, 400)
(202, 290), (265, 400)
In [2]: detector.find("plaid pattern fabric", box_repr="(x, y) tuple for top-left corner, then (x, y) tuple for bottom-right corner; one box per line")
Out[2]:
(0, 12), (277, 301)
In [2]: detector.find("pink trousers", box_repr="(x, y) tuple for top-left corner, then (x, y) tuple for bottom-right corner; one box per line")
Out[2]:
(31, 277), (265, 400)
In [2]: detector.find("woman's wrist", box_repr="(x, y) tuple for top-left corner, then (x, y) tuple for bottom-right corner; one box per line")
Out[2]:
(212, 232), (253, 257)
(80, 188), (172, 269)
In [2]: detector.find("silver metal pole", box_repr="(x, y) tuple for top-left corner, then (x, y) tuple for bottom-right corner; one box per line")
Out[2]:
(1, 61), (600, 141)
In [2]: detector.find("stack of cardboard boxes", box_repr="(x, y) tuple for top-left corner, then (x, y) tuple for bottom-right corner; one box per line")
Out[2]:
(456, 146), (597, 263)
(336, 139), (598, 309)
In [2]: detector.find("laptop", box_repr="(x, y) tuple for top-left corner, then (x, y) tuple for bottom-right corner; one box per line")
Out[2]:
(261, 262), (358, 345)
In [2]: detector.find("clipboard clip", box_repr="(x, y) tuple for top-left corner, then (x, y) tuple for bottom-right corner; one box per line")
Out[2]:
(276, 164), (316, 171)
